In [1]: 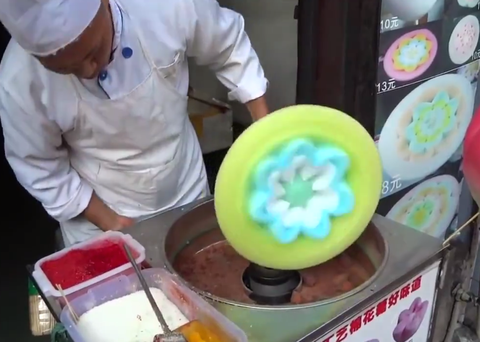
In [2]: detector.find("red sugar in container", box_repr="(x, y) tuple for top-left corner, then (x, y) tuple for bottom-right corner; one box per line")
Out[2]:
(33, 231), (145, 304)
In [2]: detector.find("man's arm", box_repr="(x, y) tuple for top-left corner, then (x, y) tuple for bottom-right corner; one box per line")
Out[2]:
(83, 192), (134, 231)
(246, 96), (269, 121)
(0, 87), (131, 230)
(184, 0), (269, 120)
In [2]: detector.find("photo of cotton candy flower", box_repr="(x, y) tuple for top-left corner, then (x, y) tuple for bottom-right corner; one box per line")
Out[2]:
(393, 297), (429, 342)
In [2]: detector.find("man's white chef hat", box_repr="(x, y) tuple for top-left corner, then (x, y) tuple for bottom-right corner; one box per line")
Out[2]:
(0, 0), (101, 56)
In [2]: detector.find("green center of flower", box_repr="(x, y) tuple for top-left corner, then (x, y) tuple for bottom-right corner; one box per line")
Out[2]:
(281, 174), (315, 208)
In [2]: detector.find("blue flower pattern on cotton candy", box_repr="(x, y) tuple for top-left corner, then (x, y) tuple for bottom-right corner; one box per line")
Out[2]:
(249, 139), (355, 244)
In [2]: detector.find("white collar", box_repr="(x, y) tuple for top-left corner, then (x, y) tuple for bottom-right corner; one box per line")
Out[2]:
(110, 0), (123, 52)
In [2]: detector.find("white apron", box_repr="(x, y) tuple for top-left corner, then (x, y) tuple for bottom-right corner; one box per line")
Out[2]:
(61, 4), (208, 246)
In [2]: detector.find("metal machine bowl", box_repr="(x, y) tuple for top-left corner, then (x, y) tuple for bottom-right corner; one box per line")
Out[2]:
(163, 201), (388, 342)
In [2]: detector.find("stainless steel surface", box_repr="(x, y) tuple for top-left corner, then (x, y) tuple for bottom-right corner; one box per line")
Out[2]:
(121, 197), (444, 342)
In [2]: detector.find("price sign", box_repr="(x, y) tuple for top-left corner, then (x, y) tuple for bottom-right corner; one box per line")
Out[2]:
(376, 79), (397, 94)
(380, 16), (400, 33)
(382, 175), (402, 196)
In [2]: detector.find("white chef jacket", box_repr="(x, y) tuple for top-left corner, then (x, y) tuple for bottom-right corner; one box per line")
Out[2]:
(0, 0), (267, 226)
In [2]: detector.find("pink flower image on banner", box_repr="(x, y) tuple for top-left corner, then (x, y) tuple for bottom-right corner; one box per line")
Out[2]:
(392, 297), (429, 342)
(384, 29), (437, 81)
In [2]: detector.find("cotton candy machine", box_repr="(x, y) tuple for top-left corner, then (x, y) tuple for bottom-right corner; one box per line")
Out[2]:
(30, 196), (445, 342)
(168, 202), (385, 306)
(30, 106), (445, 342)
(147, 198), (445, 342)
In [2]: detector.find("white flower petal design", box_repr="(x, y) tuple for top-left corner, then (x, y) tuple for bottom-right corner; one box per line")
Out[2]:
(299, 164), (318, 180)
(291, 155), (308, 169)
(267, 199), (290, 214)
(249, 140), (354, 243)
(282, 207), (306, 228)
(307, 190), (340, 213)
(303, 209), (324, 229)
(312, 164), (336, 191)
(270, 161), (343, 229)
(281, 167), (296, 183)
(269, 171), (285, 197)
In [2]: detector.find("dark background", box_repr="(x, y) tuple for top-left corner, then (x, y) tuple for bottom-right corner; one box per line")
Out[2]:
(444, 0), (480, 19)
(0, 24), (62, 340)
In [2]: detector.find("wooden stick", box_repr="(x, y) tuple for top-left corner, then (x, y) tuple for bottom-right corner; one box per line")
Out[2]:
(56, 284), (80, 323)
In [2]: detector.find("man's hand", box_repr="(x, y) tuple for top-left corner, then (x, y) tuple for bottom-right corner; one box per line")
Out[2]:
(83, 192), (134, 231)
(246, 96), (269, 121)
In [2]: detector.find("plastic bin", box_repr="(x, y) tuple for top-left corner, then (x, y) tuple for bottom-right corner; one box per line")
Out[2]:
(61, 268), (248, 342)
(33, 231), (145, 303)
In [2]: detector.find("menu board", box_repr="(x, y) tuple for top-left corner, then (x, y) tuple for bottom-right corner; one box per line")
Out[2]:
(374, 0), (480, 240)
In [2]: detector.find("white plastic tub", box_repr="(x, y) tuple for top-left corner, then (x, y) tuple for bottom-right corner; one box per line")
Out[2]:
(61, 268), (248, 342)
(33, 231), (145, 303)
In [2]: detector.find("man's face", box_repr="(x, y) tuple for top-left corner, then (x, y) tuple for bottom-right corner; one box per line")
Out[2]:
(37, 0), (114, 79)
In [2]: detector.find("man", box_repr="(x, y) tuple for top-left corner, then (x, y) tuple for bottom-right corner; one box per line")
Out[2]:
(0, 0), (268, 246)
